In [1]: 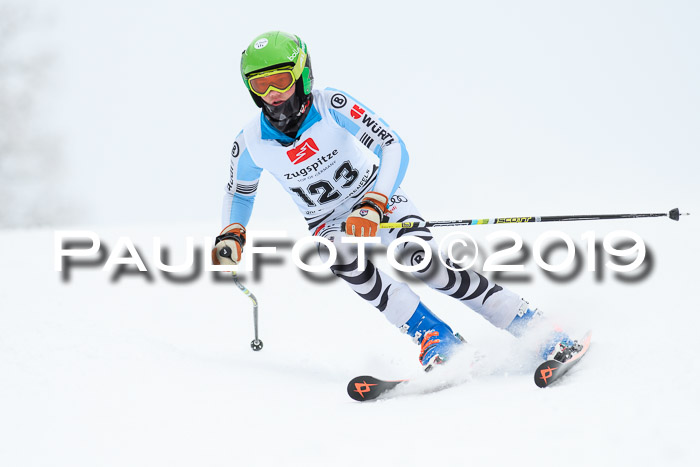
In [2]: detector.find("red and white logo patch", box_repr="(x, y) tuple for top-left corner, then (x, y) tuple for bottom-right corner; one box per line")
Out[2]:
(350, 104), (365, 119)
(287, 138), (319, 165)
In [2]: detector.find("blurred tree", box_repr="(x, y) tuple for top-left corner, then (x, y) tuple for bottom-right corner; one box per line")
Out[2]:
(0, 4), (68, 228)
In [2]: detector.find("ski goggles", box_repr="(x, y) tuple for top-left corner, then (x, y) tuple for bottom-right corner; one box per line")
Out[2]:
(247, 68), (297, 97)
(246, 48), (307, 98)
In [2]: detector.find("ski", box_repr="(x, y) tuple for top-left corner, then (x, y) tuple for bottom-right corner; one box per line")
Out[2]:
(347, 332), (593, 400)
(534, 331), (592, 388)
(347, 375), (407, 401)
(347, 359), (474, 402)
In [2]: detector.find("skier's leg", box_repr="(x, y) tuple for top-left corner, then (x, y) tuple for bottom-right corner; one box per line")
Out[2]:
(380, 190), (576, 361)
(380, 189), (523, 329)
(313, 224), (419, 328)
(314, 224), (461, 366)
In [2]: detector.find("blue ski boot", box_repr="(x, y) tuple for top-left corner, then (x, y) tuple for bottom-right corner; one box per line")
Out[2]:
(505, 301), (577, 362)
(401, 302), (464, 367)
(539, 330), (581, 362)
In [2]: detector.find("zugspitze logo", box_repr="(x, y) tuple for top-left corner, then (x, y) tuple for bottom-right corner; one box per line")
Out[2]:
(287, 138), (319, 165)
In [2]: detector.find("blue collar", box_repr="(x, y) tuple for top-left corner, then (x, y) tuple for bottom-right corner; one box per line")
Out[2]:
(260, 101), (321, 143)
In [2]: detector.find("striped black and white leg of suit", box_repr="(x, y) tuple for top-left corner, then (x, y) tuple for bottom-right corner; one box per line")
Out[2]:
(313, 188), (525, 331)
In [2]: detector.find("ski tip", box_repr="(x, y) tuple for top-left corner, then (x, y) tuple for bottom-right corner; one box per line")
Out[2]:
(534, 330), (593, 388)
(347, 375), (404, 402)
(347, 376), (383, 402)
(534, 360), (564, 388)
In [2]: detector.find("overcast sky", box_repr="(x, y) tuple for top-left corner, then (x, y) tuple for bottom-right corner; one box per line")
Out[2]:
(12, 0), (700, 229)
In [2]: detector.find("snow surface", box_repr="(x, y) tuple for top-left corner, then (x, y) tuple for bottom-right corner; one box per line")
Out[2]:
(3, 1), (699, 465)
(1, 217), (699, 466)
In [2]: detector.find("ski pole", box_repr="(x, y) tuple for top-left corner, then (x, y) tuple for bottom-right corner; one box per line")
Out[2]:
(219, 244), (263, 351)
(231, 270), (263, 351)
(375, 207), (689, 229)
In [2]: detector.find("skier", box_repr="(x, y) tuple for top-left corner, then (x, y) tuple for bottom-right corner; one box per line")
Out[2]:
(212, 31), (575, 367)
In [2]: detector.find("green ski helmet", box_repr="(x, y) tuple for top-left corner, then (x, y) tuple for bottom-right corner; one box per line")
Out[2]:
(240, 31), (314, 108)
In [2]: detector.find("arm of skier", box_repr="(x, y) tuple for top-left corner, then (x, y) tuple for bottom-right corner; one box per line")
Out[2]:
(324, 88), (409, 236)
(213, 133), (263, 265)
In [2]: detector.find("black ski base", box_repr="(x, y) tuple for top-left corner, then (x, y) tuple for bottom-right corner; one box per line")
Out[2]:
(347, 375), (405, 401)
(347, 332), (592, 399)
(534, 359), (570, 388)
(534, 331), (592, 388)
